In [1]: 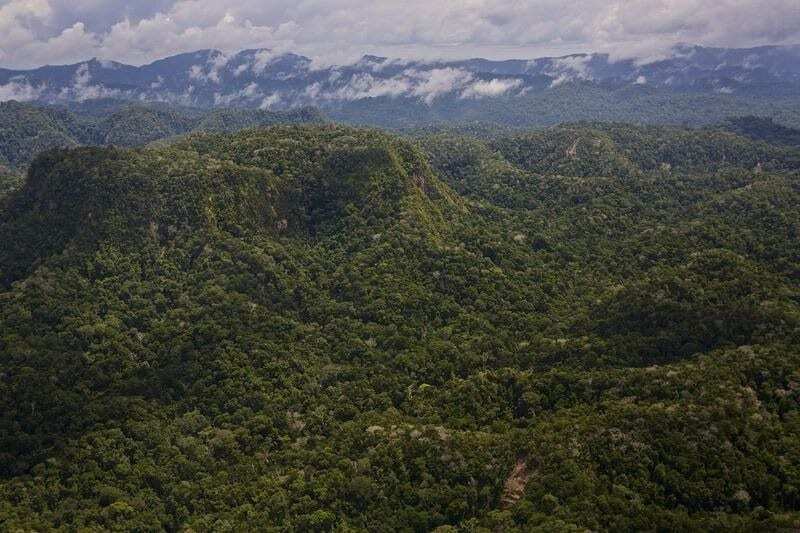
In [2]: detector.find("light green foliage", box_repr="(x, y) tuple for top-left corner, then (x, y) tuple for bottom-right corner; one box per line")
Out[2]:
(0, 164), (22, 197)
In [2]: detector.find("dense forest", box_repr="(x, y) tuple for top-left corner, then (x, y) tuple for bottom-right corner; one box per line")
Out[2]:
(0, 101), (325, 171)
(723, 116), (800, 148)
(330, 86), (800, 131)
(1, 121), (799, 531)
(0, 164), (21, 197)
(4, 97), (800, 175)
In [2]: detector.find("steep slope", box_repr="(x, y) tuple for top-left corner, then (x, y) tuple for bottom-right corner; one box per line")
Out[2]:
(0, 126), (457, 285)
(0, 101), (91, 169)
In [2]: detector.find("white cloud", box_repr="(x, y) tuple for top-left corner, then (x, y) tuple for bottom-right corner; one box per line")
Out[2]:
(0, 77), (46, 101)
(188, 64), (204, 80)
(242, 81), (259, 96)
(330, 72), (412, 100)
(58, 62), (122, 100)
(259, 92), (281, 109)
(409, 68), (474, 104)
(206, 51), (229, 82)
(187, 51), (229, 83)
(0, 0), (53, 56)
(1, 1), (800, 69)
(547, 55), (593, 80)
(297, 67), (522, 104)
(460, 77), (522, 98)
(252, 49), (277, 74)
(320, 68), (480, 104)
(213, 81), (262, 105)
(74, 62), (91, 86)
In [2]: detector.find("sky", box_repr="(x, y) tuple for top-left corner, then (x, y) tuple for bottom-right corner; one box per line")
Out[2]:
(1, 0), (799, 69)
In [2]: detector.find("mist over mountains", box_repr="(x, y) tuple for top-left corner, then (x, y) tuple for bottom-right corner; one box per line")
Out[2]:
(2, 44), (799, 116)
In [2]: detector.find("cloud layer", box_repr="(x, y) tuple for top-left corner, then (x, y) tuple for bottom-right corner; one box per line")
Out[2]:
(1, 0), (799, 69)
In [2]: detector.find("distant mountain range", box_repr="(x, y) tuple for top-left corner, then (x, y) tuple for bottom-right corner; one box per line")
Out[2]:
(1, 44), (799, 108)
(2, 44), (800, 129)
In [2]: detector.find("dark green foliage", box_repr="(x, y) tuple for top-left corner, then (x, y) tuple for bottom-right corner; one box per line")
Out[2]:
(1, 123), (799, 531)
(588, 250), (797, 364)
(195, 106), (327, 133)
(493, 123), (800, 176)
(0, 101), (90, 171)
(95, 105), (197, 146)
(0, 101), (327, 171)
(723, 116), (800, 148)
(331, 84), (800, 130)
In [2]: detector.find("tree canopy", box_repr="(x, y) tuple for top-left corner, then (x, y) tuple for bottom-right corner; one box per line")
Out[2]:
(1, 123), (799, 531)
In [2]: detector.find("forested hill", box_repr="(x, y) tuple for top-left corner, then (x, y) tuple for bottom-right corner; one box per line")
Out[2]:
(3, 96), (800, 177)
(1, 124), (799, 530)
(724, 116), (800, 148)
(0, 100), (326, 171)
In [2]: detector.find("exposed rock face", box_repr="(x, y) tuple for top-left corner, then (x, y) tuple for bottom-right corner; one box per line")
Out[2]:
(500, 457), (531, 509)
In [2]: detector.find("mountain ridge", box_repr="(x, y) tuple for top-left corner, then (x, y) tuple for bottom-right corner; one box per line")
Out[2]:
(2, 44), (800, 111)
